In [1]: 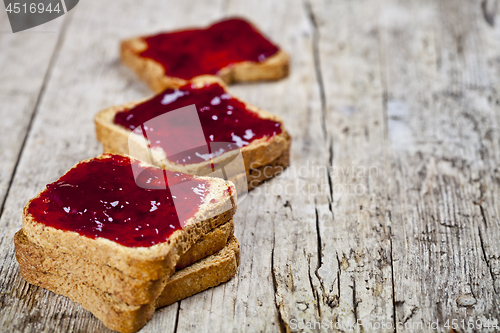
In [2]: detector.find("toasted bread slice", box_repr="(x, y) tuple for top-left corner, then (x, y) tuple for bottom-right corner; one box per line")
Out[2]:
(22, 154), (237, 281)
(155, 236), (240, 307)
(15, 218), (234, 305)
(95, 78), (291, 190)
(19, 237), (240, 333)
(121, 18), (289, 92)
(176, 218), (233, 270)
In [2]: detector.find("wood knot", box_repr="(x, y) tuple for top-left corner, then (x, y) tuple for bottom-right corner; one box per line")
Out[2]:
(457, 294), (477, 307)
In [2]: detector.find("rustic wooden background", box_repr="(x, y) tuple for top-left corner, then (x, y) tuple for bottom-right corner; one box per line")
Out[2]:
(1, 0), (500, 332)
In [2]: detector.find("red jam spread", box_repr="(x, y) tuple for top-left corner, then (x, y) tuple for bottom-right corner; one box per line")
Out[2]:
(114, 82), (282, 165)
(140, 18), (280, 80)
(27, 154), (211, 248)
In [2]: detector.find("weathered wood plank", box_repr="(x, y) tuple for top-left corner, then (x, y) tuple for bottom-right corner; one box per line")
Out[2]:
(0, 11), (65, 221)
(0, 15), (69, 332)
(472, 0), (500, 305)
(379, 0), (500, 331)
(173, 0), (326, 331)
(308, 0), (394, 331)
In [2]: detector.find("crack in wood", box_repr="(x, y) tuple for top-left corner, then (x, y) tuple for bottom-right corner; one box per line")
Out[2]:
(172, 302), (180, 333)
(307, 256), (321, 318)
(303, 0), (327, 141)
(389, 236), (397, 332)
(326, 253), (341, 310)
(351, 278), (359, 327)
(478, 224), (498, 295)
(313, 206), (324, 292)
(327, 137), (335, 211)
(271, 231), (287, 333)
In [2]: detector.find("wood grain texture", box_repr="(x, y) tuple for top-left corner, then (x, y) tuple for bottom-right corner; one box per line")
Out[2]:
(0, 12), (65, 221)
(1, 0), (500, 332)
(379, 1), (500, 331)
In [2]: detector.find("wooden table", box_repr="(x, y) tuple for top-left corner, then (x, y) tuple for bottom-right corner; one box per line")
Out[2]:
(1, 0), (499, 332)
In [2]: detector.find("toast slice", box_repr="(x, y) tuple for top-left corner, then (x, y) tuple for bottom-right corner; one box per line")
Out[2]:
(95, 78), (291, 190)
(121, 17), (289, 92)
(15, 218), (234, 305)
(22, 154), (237, 281)
(19, 237), (240, 333)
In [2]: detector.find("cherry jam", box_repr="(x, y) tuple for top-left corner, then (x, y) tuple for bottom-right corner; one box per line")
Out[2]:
(140, 18), (280, 80)
(27, 155), (211, 248)
(114, 82), (282, 165)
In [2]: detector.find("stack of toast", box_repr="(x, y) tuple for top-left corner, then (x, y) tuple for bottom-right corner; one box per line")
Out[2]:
(16, 154), (239, 333)
(15, 17), (291, 332)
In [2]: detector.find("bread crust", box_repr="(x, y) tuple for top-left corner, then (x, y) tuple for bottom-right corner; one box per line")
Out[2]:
(18, 237), (240, 333)
(15, 219), (234, 305)
(22, 154), (237, 281)
(176, 219), (234, 270)
(247, 148), (290, 190)
(120, 36), (289, 93)
(155, 236), (240, 307)
(94, 78), (292, 189)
